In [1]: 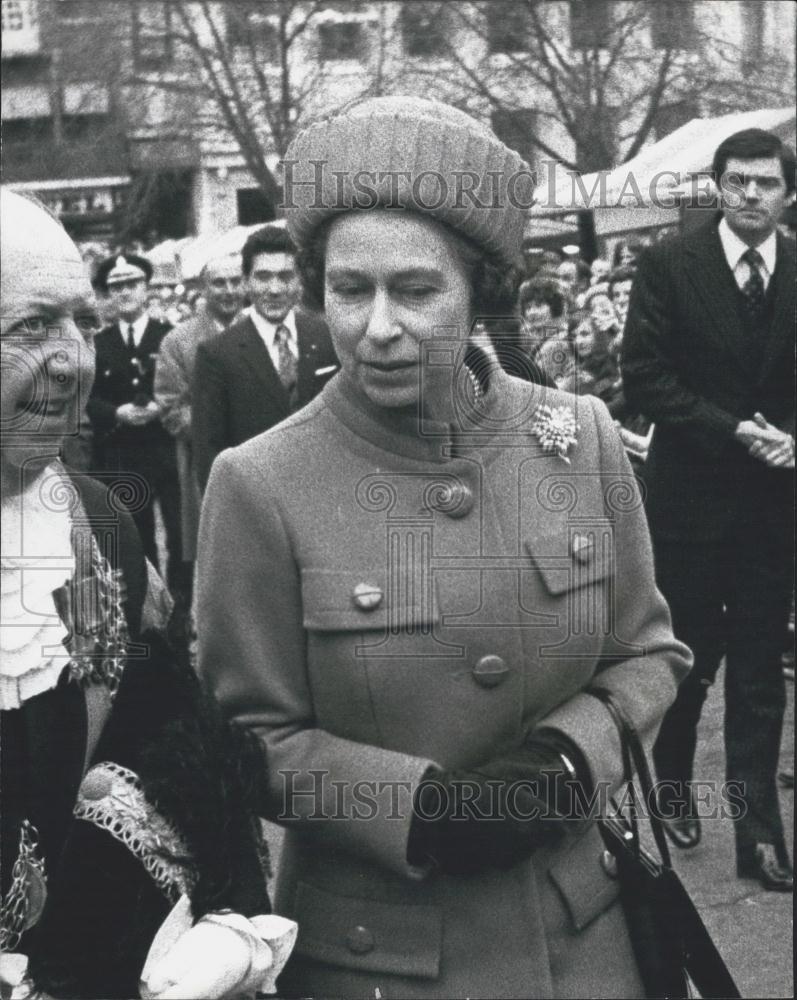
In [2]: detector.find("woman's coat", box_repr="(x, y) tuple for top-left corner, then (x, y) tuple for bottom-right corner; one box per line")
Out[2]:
(197, 369), (691, 999)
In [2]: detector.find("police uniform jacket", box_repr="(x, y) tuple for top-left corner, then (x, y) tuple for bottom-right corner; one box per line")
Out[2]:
(197, 368), (691, 999)
(87, 317), (174, 461)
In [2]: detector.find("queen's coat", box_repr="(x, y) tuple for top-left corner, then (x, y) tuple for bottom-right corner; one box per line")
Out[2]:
(197, 368), (691, 999)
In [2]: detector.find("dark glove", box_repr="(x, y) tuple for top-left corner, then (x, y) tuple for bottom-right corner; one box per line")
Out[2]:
(408, 734), (591, 876)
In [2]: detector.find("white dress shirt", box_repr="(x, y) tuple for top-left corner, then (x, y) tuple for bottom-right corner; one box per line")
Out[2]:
(718, 217), (777, 292)
(119, 313), (150, 349)
(246, 306), (298, 372)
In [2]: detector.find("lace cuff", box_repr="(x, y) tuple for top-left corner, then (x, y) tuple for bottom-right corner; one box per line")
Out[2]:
(73, 762), (191, 902)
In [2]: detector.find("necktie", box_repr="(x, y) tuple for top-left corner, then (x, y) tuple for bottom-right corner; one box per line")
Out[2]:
(125, 323), (135, 353)
(741, 248), (766, 318)
(275, 325), (298, 394)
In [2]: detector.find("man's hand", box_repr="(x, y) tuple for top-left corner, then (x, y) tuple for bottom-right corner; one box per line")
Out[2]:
(749, 413), (794, 469)
(735, 414), (795, 468)
(116, 401), (160, 426)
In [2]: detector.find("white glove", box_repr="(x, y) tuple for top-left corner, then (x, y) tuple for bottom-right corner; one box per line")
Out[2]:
(140, 896), (297, 1000)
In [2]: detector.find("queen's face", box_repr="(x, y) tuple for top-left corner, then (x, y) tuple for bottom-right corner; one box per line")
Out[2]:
(324, 210), (473, 411)
(1, 192), (98, 495)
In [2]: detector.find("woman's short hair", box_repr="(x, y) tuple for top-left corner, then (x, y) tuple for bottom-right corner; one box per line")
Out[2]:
(296, 215), (520, 319)
(712, 128), (796, 196)
(581, 283), (612, 309)
(517, 277), (566, 318)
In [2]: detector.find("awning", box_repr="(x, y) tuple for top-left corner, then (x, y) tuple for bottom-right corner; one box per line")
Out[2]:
(147, 220), (287, 283)
(533, 106), (796, 217)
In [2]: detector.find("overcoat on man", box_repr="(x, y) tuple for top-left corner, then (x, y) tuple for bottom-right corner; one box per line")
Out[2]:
(622, 218), (795, 860)
(191, 309), (337, 490)
(154, 304), (226, 561)
(197, 370), (691, 998)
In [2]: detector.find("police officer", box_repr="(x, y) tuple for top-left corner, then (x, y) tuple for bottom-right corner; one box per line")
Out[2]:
(88, 254), (183, 595)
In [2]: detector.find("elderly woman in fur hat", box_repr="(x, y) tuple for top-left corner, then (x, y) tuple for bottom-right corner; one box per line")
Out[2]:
(197, 98), (691, 999)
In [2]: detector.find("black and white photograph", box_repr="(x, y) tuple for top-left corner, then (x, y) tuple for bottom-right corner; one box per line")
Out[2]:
(1, 2), (794, 997)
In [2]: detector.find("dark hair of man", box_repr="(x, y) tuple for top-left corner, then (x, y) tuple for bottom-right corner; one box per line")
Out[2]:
(712, 128), (796, 196)
(518, 277), (566, 319)
(296, 215), (520, 318)
(573, 259), (592, 282)
(611, 240), (646, 269)
(241, 225), (297, 277)
(608, 266), (635, 295)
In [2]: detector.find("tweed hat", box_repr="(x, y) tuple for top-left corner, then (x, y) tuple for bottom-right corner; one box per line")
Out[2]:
(94, 253), (153, 292)
(282, 96), (535, 268)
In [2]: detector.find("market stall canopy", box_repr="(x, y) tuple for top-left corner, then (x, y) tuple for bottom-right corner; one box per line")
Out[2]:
(533, 106), (795, 217)
(147, 220), (287, 283)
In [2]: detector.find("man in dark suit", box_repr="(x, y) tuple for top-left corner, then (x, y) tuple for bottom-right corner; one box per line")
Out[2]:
(623, 129), (795, 891)
(192, 225), (337, 490)
(87, 254), (183, 593)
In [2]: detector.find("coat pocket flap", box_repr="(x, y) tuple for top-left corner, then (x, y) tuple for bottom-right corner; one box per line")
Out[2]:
(292, 881), (442, 979)
(301, 568), (440, 631)
(547, 827), (620, 931)
(524, 532), (613, 595)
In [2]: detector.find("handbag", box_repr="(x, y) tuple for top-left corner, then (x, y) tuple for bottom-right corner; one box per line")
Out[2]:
(590, 686), (741, 1000)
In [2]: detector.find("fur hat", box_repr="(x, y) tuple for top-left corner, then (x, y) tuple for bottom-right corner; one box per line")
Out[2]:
(282, 96), (535, 268)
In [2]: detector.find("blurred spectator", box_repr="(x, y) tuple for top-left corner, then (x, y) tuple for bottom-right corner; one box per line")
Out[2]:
(518, 276), (569, 351)
(589, 257), (611, 284)
(155, 254), (244, 592)
(608, 266), (635, 334)
(611, 238), (647, 270)
(557, 257), (591, 304)
(535, 336), (575, 389)
(562, 319), (623, 416)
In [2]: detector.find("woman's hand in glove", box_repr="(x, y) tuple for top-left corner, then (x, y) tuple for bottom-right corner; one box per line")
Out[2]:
(408, 735), (591, 876)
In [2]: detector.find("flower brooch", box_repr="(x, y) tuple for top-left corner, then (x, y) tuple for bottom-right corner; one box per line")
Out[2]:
(531, 404), (579, 463)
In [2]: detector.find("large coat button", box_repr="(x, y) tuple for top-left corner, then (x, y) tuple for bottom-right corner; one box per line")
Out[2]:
(352, 582), (383, 611)
(346, 925), (375, 954)
(571, 533), (593, 564)
(472, 654), (509, 688)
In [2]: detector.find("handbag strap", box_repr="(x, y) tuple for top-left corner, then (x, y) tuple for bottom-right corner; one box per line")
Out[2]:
(590, 686), (673, 868)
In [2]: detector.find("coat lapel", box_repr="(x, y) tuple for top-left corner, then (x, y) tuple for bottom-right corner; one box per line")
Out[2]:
(757, 233), (796, 386)
(682, 223), (751, 374)
(236, 316), (289, 406)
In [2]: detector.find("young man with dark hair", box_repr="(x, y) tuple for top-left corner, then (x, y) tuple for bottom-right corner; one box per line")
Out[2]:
(623, 128), (795, 892)
(192, 225), (338, 490)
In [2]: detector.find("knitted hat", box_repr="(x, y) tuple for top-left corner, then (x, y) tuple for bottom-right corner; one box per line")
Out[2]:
(282, 96), (535, 268)
(94, 253), (153, 292)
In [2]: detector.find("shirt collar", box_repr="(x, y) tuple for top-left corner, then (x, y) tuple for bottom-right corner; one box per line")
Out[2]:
(718, 217), (777, 275)
(246, 305), (297, 347)
(121, 313), (149, 343)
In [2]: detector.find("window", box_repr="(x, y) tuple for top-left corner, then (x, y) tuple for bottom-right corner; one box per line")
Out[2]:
(401, 1), (447, 58)
(2, 0), (27, 30)
(319, 21), (365, 61)
(55, 0), (102, 20)
(491, 108), (538, 171)
(225, 1), (279, 58)
(569, 0), (611, 50)
(132, 1), (172, 70)
(237, 188), (276, 226)
(486, 0), (531, 54)
(649, 1), (696, 50)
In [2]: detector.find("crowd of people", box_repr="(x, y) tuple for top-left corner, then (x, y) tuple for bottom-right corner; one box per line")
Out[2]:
(1, 97), (794, 1000)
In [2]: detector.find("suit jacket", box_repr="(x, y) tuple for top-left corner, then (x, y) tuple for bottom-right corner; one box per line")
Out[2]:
(154, 305), (225, 558)
(87, 316), (174, 463)
(192, 309), (338, 490)
(622, 219), (795, 540)
(197, 371), (691, 998)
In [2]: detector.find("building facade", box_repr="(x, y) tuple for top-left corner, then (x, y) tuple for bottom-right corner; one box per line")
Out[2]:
(2, 0), (794, 249)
